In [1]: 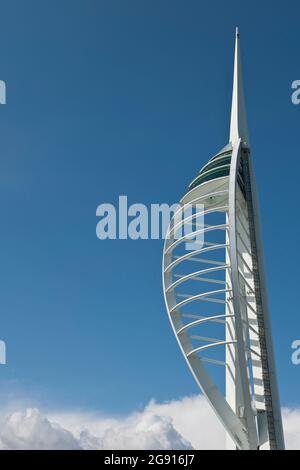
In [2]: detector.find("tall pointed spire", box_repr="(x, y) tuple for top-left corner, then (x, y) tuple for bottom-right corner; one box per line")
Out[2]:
(229, 27), (249, 147)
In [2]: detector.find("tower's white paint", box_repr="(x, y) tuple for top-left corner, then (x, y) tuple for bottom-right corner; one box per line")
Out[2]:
(229, 28), (249, 147)
(162, 29), (285, 450)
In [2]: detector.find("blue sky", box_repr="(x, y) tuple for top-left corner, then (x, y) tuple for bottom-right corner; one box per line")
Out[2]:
(0, 0), (299, 414)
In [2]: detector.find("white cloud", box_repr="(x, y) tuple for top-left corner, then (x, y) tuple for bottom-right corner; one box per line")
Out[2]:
(0, 396), (299, 450)
(144, 395), (225, 450)
(0, 408), (80, 450)
(282, 408), (300, 450)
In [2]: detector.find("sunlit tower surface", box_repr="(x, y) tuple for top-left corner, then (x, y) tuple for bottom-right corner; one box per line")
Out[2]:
(162, 29), (285, 450)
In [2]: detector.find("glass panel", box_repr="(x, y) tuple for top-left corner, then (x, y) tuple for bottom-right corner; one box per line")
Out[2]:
(200, 156), (232, 175)
(189, 166), (230, 190)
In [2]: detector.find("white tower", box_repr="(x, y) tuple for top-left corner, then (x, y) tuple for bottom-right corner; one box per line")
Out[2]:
(162, 29), (285, 450)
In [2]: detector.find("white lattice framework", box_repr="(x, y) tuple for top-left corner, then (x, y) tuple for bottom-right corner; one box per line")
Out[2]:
(162, 29), (285, 450)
